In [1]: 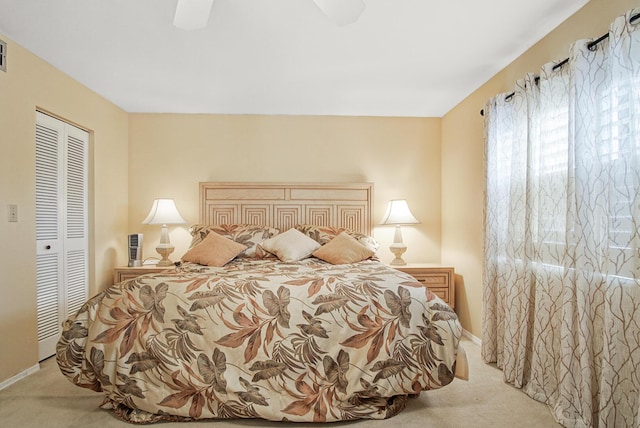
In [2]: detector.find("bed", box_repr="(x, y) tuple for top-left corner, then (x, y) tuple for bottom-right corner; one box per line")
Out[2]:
(56, 182), (466, 424)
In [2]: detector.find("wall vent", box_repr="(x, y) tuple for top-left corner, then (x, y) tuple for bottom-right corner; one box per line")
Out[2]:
(0, 39), (6, 72)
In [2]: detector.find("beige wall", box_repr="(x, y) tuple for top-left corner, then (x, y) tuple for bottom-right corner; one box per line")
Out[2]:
(440, 0), (638, 338)
(128, 114), (442, 265)
(0, 35), (129, 383)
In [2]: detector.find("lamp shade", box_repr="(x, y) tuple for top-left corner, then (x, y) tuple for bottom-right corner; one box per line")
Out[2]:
(380, 199), (420, 225)
(142, 199), (187, 225)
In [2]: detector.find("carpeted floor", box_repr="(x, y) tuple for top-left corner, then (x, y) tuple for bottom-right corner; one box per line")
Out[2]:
(0, 338), (559, 427)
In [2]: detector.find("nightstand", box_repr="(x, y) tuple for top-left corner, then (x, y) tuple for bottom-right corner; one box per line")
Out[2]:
(390, 264), (455, 309)
(113, 265), (169, 284)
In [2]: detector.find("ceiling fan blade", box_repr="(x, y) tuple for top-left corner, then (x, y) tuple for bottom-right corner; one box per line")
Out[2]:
(173, 0), (214, 30)
(312, 0), (366, 26)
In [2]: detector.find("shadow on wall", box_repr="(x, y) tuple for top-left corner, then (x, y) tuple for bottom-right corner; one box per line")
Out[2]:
(99, 247), (117, 290)
(453, 273), (470, 328)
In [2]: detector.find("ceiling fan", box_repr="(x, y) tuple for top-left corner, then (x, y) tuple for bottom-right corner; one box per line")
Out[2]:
(173, 0), (366, 30)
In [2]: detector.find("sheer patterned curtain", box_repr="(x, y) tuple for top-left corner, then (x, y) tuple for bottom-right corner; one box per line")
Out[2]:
(482, 9), (640, 427)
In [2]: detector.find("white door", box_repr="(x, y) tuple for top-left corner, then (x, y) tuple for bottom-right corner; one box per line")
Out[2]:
(35, 111), (89, 361)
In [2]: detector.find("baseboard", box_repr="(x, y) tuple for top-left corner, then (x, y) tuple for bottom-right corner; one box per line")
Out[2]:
(462, 328), (482, 346)
(0, 364), (40, 391)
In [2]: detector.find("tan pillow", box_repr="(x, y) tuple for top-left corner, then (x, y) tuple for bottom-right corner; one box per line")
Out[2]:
(181, 231), (247, 266)
(261, 228), (321, 262)
(312, 231), (375, 264)
(294, 224), (380, 252)
(188, 224), (279, 258)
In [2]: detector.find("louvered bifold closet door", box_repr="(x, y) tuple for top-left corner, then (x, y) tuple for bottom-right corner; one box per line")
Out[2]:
(35, 112), (88, 361)
(35, 115), (63, 361)
(63, 126), (88, 319)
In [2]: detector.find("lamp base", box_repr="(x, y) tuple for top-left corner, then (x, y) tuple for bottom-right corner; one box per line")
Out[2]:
(389, 243), (407, 266)
(156, 245), (175, 267)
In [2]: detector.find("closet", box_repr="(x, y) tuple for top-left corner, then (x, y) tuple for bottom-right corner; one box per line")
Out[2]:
(35, 111), (88, 360)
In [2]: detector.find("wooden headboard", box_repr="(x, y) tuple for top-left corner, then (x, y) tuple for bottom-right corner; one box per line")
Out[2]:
(199, 182), (373, 235)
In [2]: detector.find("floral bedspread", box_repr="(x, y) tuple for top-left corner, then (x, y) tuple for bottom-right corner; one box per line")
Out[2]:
(56, 259), (462, 423)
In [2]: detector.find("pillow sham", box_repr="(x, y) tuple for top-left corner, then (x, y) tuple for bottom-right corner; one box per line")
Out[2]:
(182, 230), (247, 267)
(294, 224), (380, 252)
(189, 224), (279, 258)
(312, 231), (375, 264)
(260, 228), (321, 262)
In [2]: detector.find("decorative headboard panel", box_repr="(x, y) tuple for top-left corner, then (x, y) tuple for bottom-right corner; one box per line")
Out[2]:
(199, 182), (373, 235)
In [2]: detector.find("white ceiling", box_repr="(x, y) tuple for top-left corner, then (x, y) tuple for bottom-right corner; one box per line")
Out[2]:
(0, 0), (589, 117)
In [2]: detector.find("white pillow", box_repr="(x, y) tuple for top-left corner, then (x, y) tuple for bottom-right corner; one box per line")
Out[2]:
(261, 228), (321, 262)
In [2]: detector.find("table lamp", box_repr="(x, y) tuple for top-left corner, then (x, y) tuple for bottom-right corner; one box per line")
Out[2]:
(380, 199), (420, 266)
(142, 198), (187, 267)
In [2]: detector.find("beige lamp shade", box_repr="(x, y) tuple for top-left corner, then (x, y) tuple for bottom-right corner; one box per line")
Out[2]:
(142, 199), (187, 225)
(143, 199), (186, 267)
(380, 199), (420, 225)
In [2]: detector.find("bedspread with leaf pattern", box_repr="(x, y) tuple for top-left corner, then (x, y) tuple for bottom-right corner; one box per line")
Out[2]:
(56, 259), (462, 424)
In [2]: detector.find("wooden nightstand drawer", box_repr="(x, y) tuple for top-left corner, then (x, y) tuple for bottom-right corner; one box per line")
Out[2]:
(113, 266), (169, 284)
(409, 272), (449, 287)
(426, 286), (449, 303)
(391, 264), (455, 309)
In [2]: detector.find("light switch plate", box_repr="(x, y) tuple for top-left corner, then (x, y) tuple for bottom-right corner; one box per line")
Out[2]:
(8, 204), (17, 222)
